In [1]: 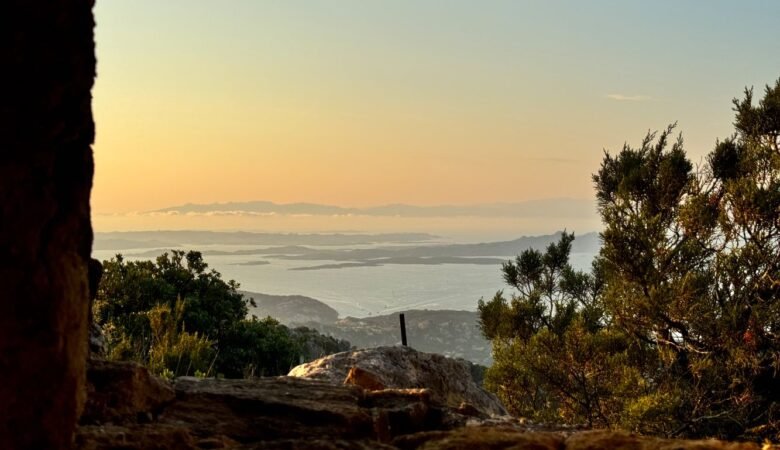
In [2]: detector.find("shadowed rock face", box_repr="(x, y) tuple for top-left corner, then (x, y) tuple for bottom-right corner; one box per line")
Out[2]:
(81, 359), (175, 425)
(0, 1), (96, 448)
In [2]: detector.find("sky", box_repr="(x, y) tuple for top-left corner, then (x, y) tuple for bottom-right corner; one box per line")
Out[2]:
(92, 1), (780, 234)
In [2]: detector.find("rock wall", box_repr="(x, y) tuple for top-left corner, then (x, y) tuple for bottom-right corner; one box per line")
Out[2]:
(0, 1), (96, 448)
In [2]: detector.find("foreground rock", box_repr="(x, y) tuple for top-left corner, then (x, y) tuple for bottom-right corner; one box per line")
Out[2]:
(77, 358), (452, 448)
(288, 346), (506, 417)
(81, 359), (175, 424)
(392, 428), (761, 450)
(76, 357), (766, 449)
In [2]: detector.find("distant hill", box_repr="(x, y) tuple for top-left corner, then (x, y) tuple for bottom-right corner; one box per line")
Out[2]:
(241, 289), (492, 365)
(267, 231), (600, 272)
(242, 291), (340, 325)
(318, 310), (492, 365)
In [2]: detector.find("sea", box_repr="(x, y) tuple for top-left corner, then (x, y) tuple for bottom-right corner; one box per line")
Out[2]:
(92, 241), (597, 318)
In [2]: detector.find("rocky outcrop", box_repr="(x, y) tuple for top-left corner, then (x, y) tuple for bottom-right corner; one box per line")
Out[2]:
(288, 346), (506, 417)
(75, 359), (766, 449)
(76, 360), (452, 448)
(81, 359), (175, 424)
(0, 1), (96, 448)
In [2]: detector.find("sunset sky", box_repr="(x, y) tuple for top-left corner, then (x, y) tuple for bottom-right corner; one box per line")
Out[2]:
(92, 1), (780, 233)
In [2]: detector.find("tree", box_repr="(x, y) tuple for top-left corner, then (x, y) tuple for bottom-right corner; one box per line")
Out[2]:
(481, 77), (780, 439)
(217, 317), (301, 378)
(478, 233), (647, 427)
(95, 250), (251, 360)
(594, 79), (780, 438)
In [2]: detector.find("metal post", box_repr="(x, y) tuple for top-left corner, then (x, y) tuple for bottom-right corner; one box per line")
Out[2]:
(399, 313), (408, 346)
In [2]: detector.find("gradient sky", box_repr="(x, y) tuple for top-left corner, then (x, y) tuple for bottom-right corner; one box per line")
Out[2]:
(93, 1), (780, 219)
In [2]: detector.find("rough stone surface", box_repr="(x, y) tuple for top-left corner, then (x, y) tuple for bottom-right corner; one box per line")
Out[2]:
(74, 360), (767, 450)
(392, 427), (565, 450)
(81, 358), (176, 424)
(240, 440), (397, 449)
(73, 360), (455, 447)
(0, 1), (96, 448)
(75, 424), (199, 450)
(392, 428), (764, 449)
(345, 366), (387, 391)
(162, 376), (376, 442)
(288, 346), (507, 417)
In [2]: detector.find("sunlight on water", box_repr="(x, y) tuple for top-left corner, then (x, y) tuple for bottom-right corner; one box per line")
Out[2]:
(93, 246), (596, 318)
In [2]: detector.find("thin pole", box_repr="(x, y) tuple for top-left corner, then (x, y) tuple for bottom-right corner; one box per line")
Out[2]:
(399, 313), (408, 346)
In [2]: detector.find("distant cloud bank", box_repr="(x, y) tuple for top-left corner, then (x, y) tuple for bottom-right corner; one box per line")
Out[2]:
(148, 199), (598, 220)
(606, 93), (653, 102)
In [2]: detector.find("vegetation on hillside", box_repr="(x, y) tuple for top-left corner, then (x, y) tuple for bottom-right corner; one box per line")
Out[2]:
(94, 250), (350, 379)
(479, 78), (780, 440)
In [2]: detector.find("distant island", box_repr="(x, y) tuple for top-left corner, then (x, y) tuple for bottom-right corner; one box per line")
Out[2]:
(101, 230), (600, 273)
(94, 230), (439, 251)
(289, 256), (507, 271)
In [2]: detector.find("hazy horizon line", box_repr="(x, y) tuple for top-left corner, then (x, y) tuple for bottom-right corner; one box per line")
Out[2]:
(143, 197), (599, 219)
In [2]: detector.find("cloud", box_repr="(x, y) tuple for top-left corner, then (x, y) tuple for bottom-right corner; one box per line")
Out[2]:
(606, 93), (653, 102)
(523, 156), (580, 164)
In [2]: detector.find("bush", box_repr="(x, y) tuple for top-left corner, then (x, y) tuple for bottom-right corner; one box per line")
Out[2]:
(146, 299), (215, 377)
(95, 250), (350, 379)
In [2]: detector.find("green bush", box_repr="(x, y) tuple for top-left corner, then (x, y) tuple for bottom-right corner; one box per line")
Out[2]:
(146, 299), (215, 377)
(95, 250), (349, 378)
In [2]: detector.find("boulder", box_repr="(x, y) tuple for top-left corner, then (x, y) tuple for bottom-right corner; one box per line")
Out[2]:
(288, 346), (507, 417)
(81, 359), (175, 425)
(345, 366), (387, 391)
(160, 376), (375, 442)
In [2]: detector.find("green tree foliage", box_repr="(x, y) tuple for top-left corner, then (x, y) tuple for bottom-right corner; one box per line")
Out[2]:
(478, 233), (650, 427)
(96, 251), (250, 355)
(217, 317), (301, 378)
(290, 326), (352, 361)
(480, 78), (780, 439)
(95, 250), (349, 378)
